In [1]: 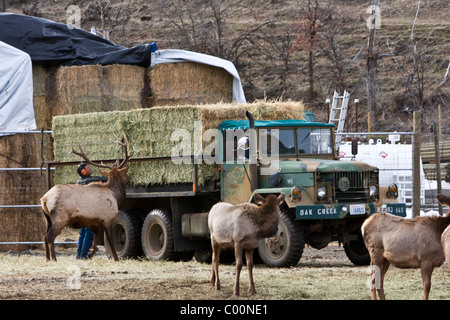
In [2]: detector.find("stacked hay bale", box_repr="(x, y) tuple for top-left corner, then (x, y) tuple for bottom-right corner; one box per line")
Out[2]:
(56, 64), (146, 114)
(52, 100), (305, 187)
(148, 62), (233, 106)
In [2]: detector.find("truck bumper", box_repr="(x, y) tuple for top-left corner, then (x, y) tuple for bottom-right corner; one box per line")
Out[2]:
(295, 202), (406, 220)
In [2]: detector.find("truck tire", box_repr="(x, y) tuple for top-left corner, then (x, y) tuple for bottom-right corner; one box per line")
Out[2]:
(105, 210), (142, 259)
(141, 209), (177, 261)
(257, 210), (304, 268)
(344, 230), (370, 266)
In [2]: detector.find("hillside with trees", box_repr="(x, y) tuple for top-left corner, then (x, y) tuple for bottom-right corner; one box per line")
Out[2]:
(2, 0), (449, 137)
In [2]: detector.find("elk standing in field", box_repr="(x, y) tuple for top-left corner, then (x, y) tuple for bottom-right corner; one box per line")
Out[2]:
(362, 194), (450, 300)
(41, 136), (133, 261)
(208, 193), (285, 297)
(438, 194), (450, 267)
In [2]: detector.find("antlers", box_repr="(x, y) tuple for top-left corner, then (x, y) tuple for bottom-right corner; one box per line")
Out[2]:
(70, 132), (134, 169)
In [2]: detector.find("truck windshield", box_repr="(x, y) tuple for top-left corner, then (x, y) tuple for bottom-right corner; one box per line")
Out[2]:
(298, 128), (332, 154)
(259, 127), (333, 156)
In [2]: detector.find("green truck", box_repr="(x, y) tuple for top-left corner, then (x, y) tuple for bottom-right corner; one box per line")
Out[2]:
(50, 111), (406, 267)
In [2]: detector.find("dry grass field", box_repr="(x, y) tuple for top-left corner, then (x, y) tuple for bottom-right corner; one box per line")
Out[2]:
(0, 239), (449, 301)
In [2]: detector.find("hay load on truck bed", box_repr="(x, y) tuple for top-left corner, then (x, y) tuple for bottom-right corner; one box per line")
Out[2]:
(50, 100), (406, 267)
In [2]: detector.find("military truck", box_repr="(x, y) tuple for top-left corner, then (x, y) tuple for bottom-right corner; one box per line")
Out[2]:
(49, 111), (406, 267)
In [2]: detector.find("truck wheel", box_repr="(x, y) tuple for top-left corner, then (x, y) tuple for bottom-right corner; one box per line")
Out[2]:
(257, 210), (304, 268)
(141, 209), (177, 261)
(344, 230), (370, 266)
(105, 210), (142, 259)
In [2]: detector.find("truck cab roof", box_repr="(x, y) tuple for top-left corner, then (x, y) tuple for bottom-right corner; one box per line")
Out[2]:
(218, 118), (334, 131)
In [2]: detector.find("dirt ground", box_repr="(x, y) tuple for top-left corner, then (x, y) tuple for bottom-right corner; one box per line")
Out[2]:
(0, 241), (349, 300)
(0, 234), (449, 302)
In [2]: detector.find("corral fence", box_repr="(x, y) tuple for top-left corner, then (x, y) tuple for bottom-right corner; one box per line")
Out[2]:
(0, 130), (77, 247)
(337, 128), (449, 218)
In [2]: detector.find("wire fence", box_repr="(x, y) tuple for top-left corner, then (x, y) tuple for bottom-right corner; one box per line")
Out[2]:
(337, 131), (449, 217)
(0, 130), (77, 246)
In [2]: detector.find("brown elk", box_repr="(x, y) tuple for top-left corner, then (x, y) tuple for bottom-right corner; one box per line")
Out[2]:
(362, 195), (450, 300)
(40, 135), (133, 261)
(438, 194), (450, 267)
(208, 193), (285, 297)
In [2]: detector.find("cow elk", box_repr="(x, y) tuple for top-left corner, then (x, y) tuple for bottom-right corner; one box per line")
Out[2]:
(208, 193), (285, 297)
(40, 135), (133, 261)
(362, 194), (450, 300)
(438, 194), (450, 267)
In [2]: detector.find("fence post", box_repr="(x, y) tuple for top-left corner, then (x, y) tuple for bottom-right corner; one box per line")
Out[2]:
(434, 122), (443, 215)
(412, 111), (421, 218)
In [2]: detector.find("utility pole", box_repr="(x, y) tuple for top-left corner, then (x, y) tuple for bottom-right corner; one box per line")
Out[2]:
(366, 0), (380, 132)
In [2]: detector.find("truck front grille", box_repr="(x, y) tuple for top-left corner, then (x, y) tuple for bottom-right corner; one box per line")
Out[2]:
(334, 171), (371, 203)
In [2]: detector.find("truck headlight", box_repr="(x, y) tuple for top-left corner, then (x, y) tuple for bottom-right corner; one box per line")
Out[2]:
(386, 183), (398, 199)
(317, 186), (326, 198)
(290, 186), (301, 201)
(370, 185), (377, 197)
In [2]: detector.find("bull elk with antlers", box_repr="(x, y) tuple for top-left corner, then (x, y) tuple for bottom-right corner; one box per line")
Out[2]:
(40, 134), (133, 261)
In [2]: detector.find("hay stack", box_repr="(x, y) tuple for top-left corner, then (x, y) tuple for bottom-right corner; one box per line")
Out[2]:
(148, 62), (233, 107)
(52, 100), (305, 186)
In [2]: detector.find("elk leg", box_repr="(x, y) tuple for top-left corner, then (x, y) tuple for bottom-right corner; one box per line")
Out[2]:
(45, 223), (64, 262)
(377, 259), (390, 300)
(43, 212), (52, 261)
(245, 249), (256, 295)
(210, 240), (222, 291)
(234, 243), (244, 297)
(368, 248), (389, 300)
(420, 263), (434, 300)
(103, 223), (119, 261)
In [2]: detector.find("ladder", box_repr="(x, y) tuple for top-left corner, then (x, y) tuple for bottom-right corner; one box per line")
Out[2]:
(328, 90), (350, 146)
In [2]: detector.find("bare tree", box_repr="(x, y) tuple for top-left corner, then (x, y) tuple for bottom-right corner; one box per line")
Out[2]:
(84, 0), (129, 41)
(291, 0), (324, 98)
(250, 22), (297, 97)
(157, 0), (271, 66)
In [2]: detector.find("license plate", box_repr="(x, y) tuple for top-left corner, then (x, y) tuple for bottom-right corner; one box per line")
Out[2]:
(350, 204), (366, 215)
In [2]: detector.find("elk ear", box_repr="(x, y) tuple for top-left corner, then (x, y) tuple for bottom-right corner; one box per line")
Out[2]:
(99, 170), (109, 177)
(253, 193), (265, 205)
(119, 166), (129, 174)
(277, 193), (285, 205)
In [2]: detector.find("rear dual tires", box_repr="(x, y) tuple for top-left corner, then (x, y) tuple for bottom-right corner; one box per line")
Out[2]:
(141, 209), (178, 261)
(141, 209), (194, 261)
(106, 209), (194, 261)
